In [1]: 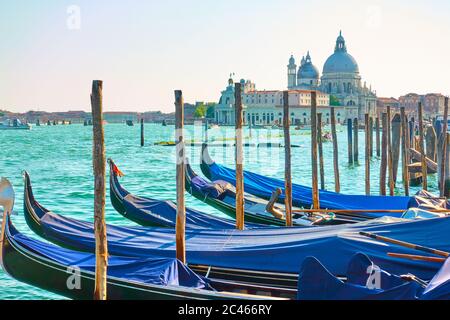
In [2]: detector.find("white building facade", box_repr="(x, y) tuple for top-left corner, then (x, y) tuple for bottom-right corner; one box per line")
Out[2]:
(215, 77), (347, 125)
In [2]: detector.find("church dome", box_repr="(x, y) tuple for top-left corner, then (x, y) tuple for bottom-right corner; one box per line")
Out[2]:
(323, 31), (359, 74)
(297, 52), (319, 80)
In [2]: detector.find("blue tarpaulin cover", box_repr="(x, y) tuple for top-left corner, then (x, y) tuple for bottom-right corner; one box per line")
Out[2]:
(297, 253), (423, 300)
(9, 221), (210, 289)
(421, 257), (450, 300)
(297, 253), (450, 300)
(113, 173), (261, 229)
(39, 211), (450, 280)
(122, 194), (260, 229)
(205, 161), (420, 216)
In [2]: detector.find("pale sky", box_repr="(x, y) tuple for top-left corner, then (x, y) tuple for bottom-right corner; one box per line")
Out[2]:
(1, 0), (449, 113)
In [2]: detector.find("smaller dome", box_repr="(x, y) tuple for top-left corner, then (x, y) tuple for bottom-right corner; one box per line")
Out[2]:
(297, 51), (319, 80)
(288, 55), (295, 65)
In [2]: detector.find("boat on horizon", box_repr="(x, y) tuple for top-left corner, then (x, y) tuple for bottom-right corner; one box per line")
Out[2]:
(0, 119), (31, 130)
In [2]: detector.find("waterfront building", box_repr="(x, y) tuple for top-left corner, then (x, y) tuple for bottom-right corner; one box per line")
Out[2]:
(103, 112), (138, 123)
(399, 93), (447, 119)
(214, 75), (346, 126)
(377, 97), (400, 117)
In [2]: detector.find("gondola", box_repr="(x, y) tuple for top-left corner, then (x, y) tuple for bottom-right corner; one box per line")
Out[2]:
(21, 175), (450, 282)
(296, 252), (450, 300)
(185, 160), (341, 226)
(200, 144), (449, 220)
(107, 160), (262, 229)
(23, 170), (299, 288)
(0, 213), (290, 300)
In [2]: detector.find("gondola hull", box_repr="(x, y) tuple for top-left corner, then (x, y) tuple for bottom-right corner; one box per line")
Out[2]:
(107, 161), (262, 229)
(1, 215), (288, 300)
(185, 162), (341, 226)
(199, 144), (449, 220)
(23, 170), (300, 290)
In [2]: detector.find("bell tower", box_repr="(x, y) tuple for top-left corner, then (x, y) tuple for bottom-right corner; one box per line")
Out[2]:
(287, 55), (297, 89)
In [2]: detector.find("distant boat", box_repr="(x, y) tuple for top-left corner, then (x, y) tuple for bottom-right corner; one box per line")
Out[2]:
(0, 119), (31, 130)
(208, 124), (219, 129)
(126, 120), (134, 126)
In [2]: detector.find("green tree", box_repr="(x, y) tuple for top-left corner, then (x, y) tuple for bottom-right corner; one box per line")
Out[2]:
(329, 95), (341, 106)
(194, 104), (207, 118)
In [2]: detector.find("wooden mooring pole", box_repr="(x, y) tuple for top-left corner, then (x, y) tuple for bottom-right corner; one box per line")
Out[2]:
(444, 133), (450, 197)
(353, 117), (359, 163)
(369, 116), (374, 158)
(439, 97), (449, 197)
(425, 126), (437, 162)
(391, 114), (401, 184)
(418, 102), (427, 190)
(235, 83), (244, 230)
(365, 114), (370, 195)
(409, 118), (415, 149)
(387, 106), (394, 195)
(283, 91), (292, 226)
(140, 118), (144, 147)
(376, 117), (381, 157)
(347, 118), (353, 164)
(91, 80), (108, 300)
(317, 113), (325, 190)
(311, 92), (320, 209)
(380, 113), (387, 195)
(174, 90), (186, 263)
(330, 107), (340, 193)
(400, 107), (410, 196)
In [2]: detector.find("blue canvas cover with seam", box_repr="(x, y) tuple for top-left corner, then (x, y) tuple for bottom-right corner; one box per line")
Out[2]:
(8, 219), (210, 289)
(39, 210), (450, 280)
(204, 161), (450, 216)
(297, 253), (450, 300)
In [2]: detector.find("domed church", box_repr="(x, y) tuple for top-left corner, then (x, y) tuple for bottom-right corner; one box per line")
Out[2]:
(287, 31), (377, 120)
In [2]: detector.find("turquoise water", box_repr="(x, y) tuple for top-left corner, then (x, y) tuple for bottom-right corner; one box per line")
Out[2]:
(0, 123), (439, 300)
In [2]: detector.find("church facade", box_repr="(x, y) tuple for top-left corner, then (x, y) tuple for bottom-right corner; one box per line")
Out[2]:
(288, 31), (377, 120)
(214, 32), (376, 125)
